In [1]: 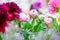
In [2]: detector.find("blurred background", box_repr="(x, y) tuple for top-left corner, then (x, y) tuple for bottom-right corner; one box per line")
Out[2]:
(0, 0), (60, 40)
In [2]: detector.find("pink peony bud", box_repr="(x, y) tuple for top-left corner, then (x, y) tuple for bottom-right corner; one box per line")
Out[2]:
(44, 17), (52, 25)
(19, 13), (28, 22)
(29, 9), (38, 18)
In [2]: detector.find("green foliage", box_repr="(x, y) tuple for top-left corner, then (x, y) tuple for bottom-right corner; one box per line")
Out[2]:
(52, 18), (60, 33)
(34, 18), (44, 32)
(0, 35), (2, 40)
(14, 18), (21, 27)
(31, 19), (35, 27)
(19, 17), (45, 33)
(23, 21), (32, 29)
(21, 31), (30, 40)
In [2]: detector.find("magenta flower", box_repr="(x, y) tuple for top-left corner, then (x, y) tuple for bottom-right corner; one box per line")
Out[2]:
(48, 0), (60, 14)
(32, 1), (42, 10)
(6, 2), (22, 13)
(0, 2), (22, 33)
(5, 2), (22, 21)
(0, 4), (9, 33)
(7, 13), (14, 21)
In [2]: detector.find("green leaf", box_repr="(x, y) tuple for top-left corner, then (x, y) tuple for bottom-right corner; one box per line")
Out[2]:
(36, 17), (44, 25)
(52, 18), (60, 33)
(33, 18), (44, 32)
(14, 19), (21, 27)
(21, 31), (30, 40)
(34, 21), (44, 32)
(23, 21), (32, 29)
(31, 19), (35, 26)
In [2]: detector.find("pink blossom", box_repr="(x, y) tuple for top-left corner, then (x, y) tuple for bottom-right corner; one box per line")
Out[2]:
(44, 17), (52, 25)
(29, 9), (38, 18)
(48, 0), (60, 14)
(19, 13), (28, 22)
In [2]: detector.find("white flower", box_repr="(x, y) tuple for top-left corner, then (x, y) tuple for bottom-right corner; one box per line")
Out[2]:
(56, 15), (60, 24)
(51, 13), (60, 24)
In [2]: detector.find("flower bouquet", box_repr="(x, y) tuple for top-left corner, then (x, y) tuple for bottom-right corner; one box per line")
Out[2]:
(0, 0), (60, 40)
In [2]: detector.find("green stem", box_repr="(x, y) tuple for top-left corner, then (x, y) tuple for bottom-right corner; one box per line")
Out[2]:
(31, 18), (35, 32)
(23, 34), (29, 40)
(0, 34), (2, 40)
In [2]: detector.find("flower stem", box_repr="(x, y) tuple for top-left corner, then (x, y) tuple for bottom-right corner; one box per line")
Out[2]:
(0, 34), (2, 40)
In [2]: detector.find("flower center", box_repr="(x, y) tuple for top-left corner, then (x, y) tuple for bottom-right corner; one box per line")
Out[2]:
(57, 17), (60, 22)
(32, 10), (35, 13)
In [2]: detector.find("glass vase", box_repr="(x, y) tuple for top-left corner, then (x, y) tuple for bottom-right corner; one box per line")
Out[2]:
(21, 32), (37, 40)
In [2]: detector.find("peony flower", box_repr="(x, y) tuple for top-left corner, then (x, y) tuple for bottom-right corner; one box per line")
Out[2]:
(5, 2), (22, 21)
(31, 1), (42, 10)
(48, 0), (60, 14)
(44, 17), (52, 25)
(0, 2), (22, 33)
(0, 4), (9, 33)
(29, 9), (38, 18)
(6, 2), (22, 13)
(19, 13), (28, 22)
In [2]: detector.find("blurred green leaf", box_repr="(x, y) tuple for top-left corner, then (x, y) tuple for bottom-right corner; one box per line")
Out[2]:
(52, 18), (60, 33)
(31, 19), (35, 27)
(0, 35), (2, 40)
(14, 18), (21, 27)
(36, 17), (44, 24)
(21, 31), (30, 40)
(34, 18), (44, 32)
(33, 18), (44, 32)
(23, 21), (32, 29)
